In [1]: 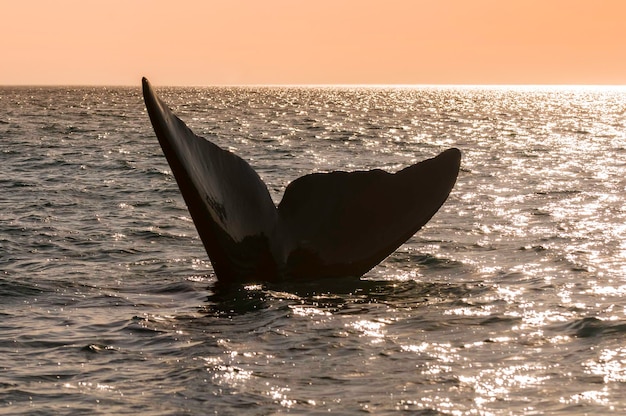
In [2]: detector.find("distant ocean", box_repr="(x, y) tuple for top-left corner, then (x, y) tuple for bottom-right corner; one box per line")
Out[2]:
(2, 85), (626, 414)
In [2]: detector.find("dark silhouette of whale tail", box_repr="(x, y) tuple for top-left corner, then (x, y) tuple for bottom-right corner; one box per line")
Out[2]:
(142, 77), (461, 285)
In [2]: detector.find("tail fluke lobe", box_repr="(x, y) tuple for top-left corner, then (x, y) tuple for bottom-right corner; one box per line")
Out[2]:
(142, 78), (281, 283)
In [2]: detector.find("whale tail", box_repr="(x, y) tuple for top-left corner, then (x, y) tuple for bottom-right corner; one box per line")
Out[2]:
(142, 77), (461, 284)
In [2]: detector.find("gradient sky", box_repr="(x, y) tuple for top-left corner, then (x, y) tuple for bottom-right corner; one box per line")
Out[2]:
(2, 0), (626, 86)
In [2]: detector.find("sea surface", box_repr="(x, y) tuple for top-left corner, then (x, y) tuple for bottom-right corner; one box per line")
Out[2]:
(1, 84), (626, 415)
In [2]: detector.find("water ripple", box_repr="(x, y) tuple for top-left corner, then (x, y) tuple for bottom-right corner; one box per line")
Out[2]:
(2, 86), (626, 414)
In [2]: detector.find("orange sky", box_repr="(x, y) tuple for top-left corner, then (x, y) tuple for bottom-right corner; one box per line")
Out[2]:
(2, 0), (625, 85)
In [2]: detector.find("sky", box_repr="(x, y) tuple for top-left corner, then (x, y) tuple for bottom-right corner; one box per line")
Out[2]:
(2, 0), (626, 86)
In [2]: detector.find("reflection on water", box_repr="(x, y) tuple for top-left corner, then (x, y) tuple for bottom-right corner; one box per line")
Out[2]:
(2, 85), (626, 413)
(585, 347), (626, 383)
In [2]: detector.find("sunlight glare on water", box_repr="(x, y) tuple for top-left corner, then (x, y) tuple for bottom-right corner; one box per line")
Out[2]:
(1, 85), (626, 414)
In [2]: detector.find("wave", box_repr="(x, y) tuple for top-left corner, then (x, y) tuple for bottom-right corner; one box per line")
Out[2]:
(557, 317), (626, 338)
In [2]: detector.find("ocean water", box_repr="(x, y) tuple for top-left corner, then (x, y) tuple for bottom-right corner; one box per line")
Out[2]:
(1, 84), (626, 415)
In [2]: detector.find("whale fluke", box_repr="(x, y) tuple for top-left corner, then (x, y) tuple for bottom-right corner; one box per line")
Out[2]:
(142, 77), (461, 285)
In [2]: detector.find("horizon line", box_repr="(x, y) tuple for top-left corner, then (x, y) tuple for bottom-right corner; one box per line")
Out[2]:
(2, 82), (626, 89)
